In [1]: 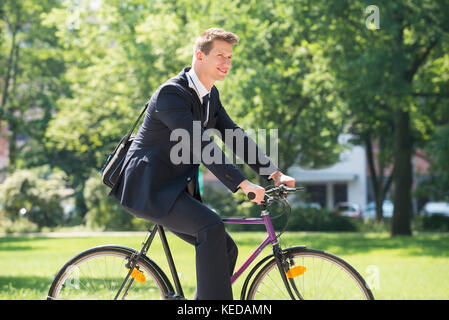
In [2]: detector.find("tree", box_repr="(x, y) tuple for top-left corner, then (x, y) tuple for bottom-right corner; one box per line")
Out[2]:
(317, 0), (449, 235)
(0, 0), (66, 172)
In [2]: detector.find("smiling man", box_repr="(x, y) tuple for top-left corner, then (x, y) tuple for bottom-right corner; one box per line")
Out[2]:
(193, 33), (232, 84)
(111, 28), (295, 300)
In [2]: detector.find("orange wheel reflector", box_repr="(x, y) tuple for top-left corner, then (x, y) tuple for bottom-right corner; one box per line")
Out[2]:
(286, 266), (306, 278)
(128, 268), (146, 283)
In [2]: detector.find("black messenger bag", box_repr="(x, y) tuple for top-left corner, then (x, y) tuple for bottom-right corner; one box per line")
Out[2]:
(100, 102), (148, 188)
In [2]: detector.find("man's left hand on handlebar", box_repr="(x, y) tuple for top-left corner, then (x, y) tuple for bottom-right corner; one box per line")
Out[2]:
(238, 179), (266, 204)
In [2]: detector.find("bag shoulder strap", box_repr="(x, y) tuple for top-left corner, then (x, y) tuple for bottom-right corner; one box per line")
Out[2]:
(125, 102), (149, 138)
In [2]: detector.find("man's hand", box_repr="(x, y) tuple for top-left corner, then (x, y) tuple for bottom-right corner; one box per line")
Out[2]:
(238, 180), (265, 204)
(270, 170), (295, 188)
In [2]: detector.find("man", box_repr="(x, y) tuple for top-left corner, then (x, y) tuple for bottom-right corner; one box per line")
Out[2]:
(111, 28), (295, 300)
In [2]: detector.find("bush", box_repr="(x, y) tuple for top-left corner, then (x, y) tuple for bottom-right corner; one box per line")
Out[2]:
(0, 166), (74, 229)
(83, 172), (147, 231)
(413, 215), (449, 232)
(0, 215), (39, 234)
(285, 207), (357, 232)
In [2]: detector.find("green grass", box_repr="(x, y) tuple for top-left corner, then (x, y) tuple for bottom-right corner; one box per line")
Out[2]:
(0, 231), (448, 300)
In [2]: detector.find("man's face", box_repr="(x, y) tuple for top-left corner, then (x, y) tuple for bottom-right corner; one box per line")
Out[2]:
(197, 40), (233, 82)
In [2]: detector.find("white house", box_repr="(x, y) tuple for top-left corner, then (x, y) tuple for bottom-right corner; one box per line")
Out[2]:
(287, 138), (367, 210)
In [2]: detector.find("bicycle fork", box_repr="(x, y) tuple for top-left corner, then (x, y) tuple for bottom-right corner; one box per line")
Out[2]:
(262, 204), (303, 301)
(272, 244), (304, 300)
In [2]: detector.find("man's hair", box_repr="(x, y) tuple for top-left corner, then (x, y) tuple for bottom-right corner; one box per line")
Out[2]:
(193, 28), (239, 55)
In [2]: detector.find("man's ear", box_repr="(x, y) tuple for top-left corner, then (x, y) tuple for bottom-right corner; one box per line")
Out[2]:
(195, 50), (204, 61)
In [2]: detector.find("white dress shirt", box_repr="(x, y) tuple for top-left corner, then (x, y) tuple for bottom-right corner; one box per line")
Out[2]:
(187, 68), (210, 127)
(187, 68), (210, 102)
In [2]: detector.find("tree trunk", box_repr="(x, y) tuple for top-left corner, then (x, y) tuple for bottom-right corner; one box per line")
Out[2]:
(391, 110), (413, 236)
(365, 133), (393, 222)
(375, 193), (383, 222)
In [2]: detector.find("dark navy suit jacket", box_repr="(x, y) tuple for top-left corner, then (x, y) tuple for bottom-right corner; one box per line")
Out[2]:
(110, 67), (278, 219)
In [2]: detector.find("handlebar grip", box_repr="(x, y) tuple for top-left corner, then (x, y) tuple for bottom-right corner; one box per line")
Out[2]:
(247, 192), (256, 200)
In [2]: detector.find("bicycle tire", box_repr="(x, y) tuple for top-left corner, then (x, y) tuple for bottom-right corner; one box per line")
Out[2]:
(246, 247), (374, 300)
(47, 245), (172, 300)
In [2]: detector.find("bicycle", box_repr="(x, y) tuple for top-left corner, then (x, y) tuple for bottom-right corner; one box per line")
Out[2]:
(47, 184), (375, 300)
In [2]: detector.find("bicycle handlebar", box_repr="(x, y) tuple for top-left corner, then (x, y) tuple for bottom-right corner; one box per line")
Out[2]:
(247, 184), (304, 203)
(247, 184), (305, 238)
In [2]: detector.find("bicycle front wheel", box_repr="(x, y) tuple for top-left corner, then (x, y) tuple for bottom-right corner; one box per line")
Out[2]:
(47, 245), (170, 300)
(247, 247), (374, 300)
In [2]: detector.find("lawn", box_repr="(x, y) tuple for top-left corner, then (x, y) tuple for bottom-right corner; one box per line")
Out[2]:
(0, 231), (448, 300)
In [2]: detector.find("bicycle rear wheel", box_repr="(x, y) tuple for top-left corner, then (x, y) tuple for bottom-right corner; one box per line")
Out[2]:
(47, 245), (170, 300)
(247, 247), (374, 300)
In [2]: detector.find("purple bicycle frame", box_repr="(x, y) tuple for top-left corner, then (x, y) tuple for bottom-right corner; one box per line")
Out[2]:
(222, 213), (278, 284)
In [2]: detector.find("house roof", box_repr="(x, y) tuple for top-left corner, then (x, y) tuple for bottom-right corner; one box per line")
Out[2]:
(287, 168), (358, 183)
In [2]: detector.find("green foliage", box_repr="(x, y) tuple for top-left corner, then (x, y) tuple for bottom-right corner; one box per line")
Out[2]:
(286, 207), (357, 232)
(0, 0), (68, 171)
(0, 165), (73, 228)
(41, 0), (191, 174)
(0, 216), (38, 234)
(417, 124), (449, 200)
(413, 215), (449, 233)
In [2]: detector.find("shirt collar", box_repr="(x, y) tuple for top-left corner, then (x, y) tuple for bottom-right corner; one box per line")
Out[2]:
(187, 67), (210, 101)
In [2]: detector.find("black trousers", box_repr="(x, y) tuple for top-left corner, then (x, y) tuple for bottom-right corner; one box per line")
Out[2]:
(147, 190), (238, 300)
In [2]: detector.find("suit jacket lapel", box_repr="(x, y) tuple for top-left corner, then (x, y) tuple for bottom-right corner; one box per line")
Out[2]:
(173, 68), (203, 123)
(187, 87), (203, 123)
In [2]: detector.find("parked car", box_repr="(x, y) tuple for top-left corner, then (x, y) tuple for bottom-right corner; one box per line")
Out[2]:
(422, 202), (449, 217)
(363, 200), (394, 219)
(335, 202), (362, 218)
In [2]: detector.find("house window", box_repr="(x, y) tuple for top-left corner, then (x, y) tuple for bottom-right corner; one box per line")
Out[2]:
(334, 184), (348, 205)
(305, 185), (326, 208)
